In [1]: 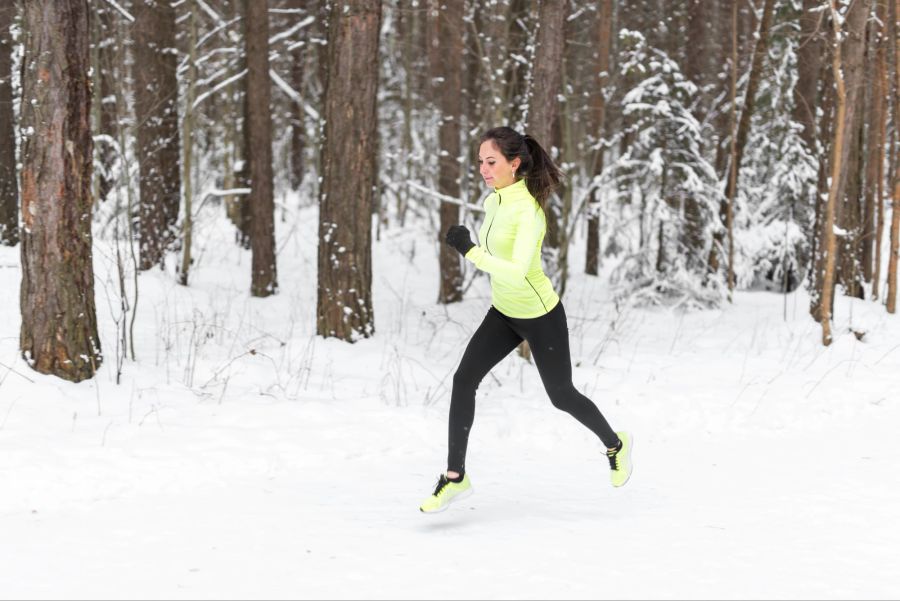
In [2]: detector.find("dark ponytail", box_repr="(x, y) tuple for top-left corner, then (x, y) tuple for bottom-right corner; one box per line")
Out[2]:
(479, 127), (562, 220)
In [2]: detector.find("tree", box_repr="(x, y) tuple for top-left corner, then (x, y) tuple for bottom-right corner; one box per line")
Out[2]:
(864, 0), (889, 288)
(0, 1), (17, 246)
(608, 30), (723, 308)
(833, 0), (871, 300)
(820, 0), (861, 344)
(288, 0), (307, 192)
(246, 0), (278, 297)
(317, 0), (381, 341)
(92, 1), (117, 205)
(179, 0), (198, 287)
(887, 0), (900, 314)
(134, 0), (181, 270)
(814, 0), (870, 324)
(526, 0), (566, 275)
(793, 0), (825, 153)
(436, 1), (465, 304)
(585, 0), (614, 277)
(19, 0), (102, 382)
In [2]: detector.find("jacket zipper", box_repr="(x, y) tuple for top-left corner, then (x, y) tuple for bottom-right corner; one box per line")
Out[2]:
(485, 192), (500, 254)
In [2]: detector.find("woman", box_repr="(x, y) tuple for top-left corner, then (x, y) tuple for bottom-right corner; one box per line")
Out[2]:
(419, 127), (633, 514)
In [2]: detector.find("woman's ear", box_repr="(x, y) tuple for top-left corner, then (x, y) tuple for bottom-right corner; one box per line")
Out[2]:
(511, 157), (521, 174)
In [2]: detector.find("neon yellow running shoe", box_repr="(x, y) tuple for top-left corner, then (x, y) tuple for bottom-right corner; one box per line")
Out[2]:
(419, 473), (473, 513)
(607, 432), (633, 487)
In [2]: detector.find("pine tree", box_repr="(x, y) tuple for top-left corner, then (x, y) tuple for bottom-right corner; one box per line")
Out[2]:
(608, 30), (724, 308)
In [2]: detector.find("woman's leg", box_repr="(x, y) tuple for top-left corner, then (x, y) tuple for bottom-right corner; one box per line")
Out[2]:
(447, 307), (523, 475)
(524, 302), (619, 449)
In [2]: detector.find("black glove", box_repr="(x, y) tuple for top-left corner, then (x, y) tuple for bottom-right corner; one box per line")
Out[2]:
(445, 224), (475, 256)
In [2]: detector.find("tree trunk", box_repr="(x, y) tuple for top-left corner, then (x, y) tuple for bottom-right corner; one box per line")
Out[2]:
(289, 0), (306, 191)
(526, 0), (566, 257)
(821, 0), (852, 345)
(436, 0), (464, 304)
(586, 0), (613, 277)
(134, 0), (181, 271)
(504, 0), (532, 129)
(794, 0), (824, 153)
(19, 0), (102, 381)
(832, 0), (871, 300)
(246, 0), (278, 297)
(812, 51), (837, 317)
(235, 0), (254, 249)
(317, 0), (381, 341)
(873, 0), (890, 300)
(887, 0), (900, 314)
(0, 1), (18, 246)
(862, 2), (887, 286)
(527, 0), (565, 189)
(93, 3), (117, 205)
(794, 0), (825, 273)
(179, 1), (197, 287)
(679, 0), (708, 272)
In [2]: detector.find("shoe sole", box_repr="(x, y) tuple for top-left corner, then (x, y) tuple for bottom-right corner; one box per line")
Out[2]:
(419, 486), (473, 514)
(612, 433), (634, 488)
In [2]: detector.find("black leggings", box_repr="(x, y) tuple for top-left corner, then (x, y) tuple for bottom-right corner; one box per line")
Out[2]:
(447, 301), (618, 474)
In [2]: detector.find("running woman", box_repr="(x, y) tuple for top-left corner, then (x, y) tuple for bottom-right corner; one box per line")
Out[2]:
(419, 127), (633, 513)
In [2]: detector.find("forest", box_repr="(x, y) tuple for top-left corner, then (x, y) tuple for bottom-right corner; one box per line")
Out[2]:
(2, 3), (900, 596)
(0, 0), (898, 383)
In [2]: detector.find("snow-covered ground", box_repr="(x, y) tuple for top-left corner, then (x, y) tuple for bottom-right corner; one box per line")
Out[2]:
(1, 202), (898, 599)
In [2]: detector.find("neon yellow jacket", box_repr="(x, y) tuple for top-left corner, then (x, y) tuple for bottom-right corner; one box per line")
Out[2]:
(464, 178), (560, 318)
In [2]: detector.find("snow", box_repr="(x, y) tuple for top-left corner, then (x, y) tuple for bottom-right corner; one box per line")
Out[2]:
(1, 200), (898, 599)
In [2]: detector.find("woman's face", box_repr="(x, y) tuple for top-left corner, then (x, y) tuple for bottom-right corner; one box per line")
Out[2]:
(478, 140), (520, 189)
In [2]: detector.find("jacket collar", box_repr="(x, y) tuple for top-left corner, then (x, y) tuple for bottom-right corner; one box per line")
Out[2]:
(492, 178), (530, 199)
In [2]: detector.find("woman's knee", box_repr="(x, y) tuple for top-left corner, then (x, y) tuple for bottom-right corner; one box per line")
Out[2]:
(546, 384), (580, 411)
(452, 367), (483, 393)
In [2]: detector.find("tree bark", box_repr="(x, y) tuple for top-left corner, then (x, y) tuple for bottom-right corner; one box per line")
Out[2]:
(134, 0), (181, 270)
(821, 0), (852, 345)
(526, 0), (566, 260)
(245, 0), (278, 297)
(179, 0), (197, 287)
(289, 0), (306, 191)
(317, 0), (381, 341)
(19, 0), (102, 381)
(0, 1), (18, 245)
(832, 0), (871, 300)
(862, 3), (885, 286)
(887, 0), (900, 314)
(794, 0), (825, 153)
(873, 0), (890, 299)
(436, 0), (464, 304)
(811, 55), (835, 320)
(794, 0), (825, 274)
(586, 0), (613, 277)
(93, 3), (117, 204)
(527, 0), (565, 180)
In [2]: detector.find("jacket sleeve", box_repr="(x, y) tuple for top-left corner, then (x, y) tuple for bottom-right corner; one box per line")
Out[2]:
(464, 205), (543, 282)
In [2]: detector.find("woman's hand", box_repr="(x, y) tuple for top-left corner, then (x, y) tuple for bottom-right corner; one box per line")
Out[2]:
(445, 225), (475, 256)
